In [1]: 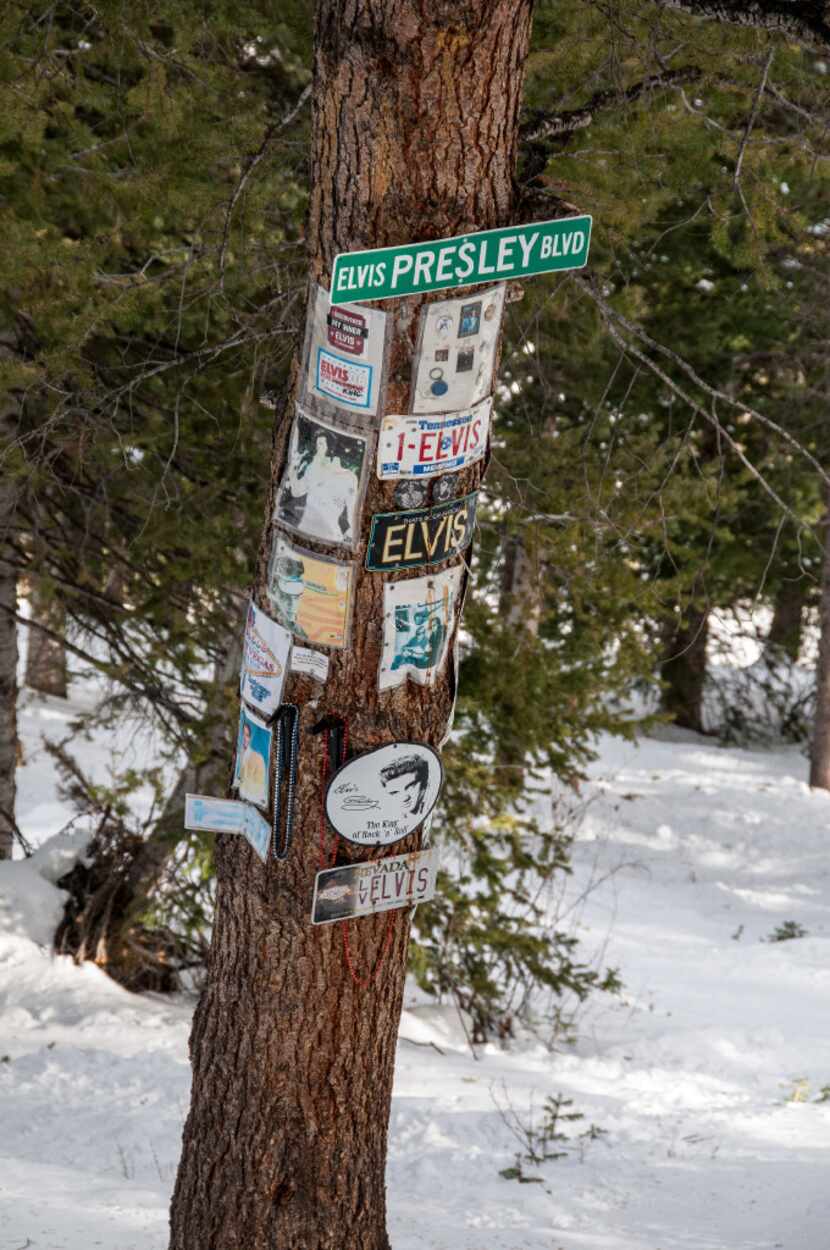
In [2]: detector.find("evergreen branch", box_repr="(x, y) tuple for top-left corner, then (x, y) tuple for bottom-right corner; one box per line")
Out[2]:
(219, 83), (312, 287)
(0, 602), (202, 742)
(733, 49), (775, 216)
(0, 603), (119, 681)
(520, 66), (702, 143)
(579, 275), (826, 538)
(656, 0), (830, 48)
(764, 76), (820, 123)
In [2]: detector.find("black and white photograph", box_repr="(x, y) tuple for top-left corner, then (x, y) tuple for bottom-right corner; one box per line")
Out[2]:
(276, 407), (367, 547)
(325, 741), (443, 846)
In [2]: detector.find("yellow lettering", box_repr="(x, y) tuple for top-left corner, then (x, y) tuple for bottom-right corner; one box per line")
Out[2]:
(381, 524), (406, 565)
(421, 515), (449, 559)
(403, 522), (423, 563)
(451, 509), (469, 550)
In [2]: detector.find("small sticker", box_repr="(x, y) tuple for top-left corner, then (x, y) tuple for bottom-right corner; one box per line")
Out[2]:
(458, 301), (482, 337)
(429, 367), (449, 397)
(327, 305), (369, 355)
(432, 474), (460, 503)
(316, 348), (372, 409)
(290, 646), (330, 684)
(394, 479), (429, 510)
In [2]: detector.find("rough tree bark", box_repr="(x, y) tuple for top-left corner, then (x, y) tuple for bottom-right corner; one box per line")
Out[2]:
(168, 3), (534, 1248)
(500, 531), (542, 638)
(0, 329), (21, 861)
(25, 581), (68, 698)
(810, 482), (830, 788)
(767, 577), (806, 663)
(660, 600), (710, 734)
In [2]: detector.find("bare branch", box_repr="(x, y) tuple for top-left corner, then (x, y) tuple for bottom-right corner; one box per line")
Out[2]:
(580, 274), (830, 489)
(657, 0), (830, 49)
(521, 66), (702, 143)
(218, 84), (312, 287)
(733, 49), (775, 216)
(578, 275), (827, 539)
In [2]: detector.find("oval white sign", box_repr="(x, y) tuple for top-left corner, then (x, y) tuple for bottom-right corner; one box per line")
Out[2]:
(325, 742), (443, 846)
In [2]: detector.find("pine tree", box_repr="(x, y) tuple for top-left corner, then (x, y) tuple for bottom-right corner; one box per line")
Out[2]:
(169, 2), (830, 1246)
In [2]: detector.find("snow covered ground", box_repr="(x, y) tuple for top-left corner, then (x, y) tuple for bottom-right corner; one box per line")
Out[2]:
(2, 688), (829, 1249)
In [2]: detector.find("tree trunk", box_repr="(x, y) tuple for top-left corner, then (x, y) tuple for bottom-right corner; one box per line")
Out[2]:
(660, 600), (709, 734)
(168, 4), (534, 1248)
(500, 530), (542, 637)
(0, 551), (17, 863)
(767, 577), (806, 663)
(810, 483), (830, 788)
(25, 581), (68, 698)
(495, 529), (542, 793)
(0, 332), (20, 861)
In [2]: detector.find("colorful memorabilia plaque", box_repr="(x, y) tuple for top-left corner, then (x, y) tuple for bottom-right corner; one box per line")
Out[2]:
(185, 794), (271, 863)
(267, 534), (354, 649)
(411, 285), (505, 415)
(240, 599), (291, 718)
(377, 398), (491, 480)
(379, 565), (463, 692)
(325, 741), (443, 846)
(275, 407), (367, 548)
(232, 706), (272, 811)
(311, 847), (439, 925)
(330, 216), (593, 302)
(305, 283), (387, 414)
(290, 645), (330, 684)
(365, 493), (477, 573)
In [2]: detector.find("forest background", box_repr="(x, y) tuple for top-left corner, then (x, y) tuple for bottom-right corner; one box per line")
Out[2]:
(1, 0), (830, 1040)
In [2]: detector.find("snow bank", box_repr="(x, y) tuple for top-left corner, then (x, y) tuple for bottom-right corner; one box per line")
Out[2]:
(0, 829), (90, 946)
(2, 690), (830, 1249)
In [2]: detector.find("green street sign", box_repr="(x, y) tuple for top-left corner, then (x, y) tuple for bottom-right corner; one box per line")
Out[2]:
(330, 215), (592, 304)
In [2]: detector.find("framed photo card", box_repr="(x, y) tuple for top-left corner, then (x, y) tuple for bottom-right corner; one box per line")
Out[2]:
(378, 565), (463, 692)
(267, 533), (355, 650)
(232, 705), (272, 810)
(275, 407), (367, 549)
